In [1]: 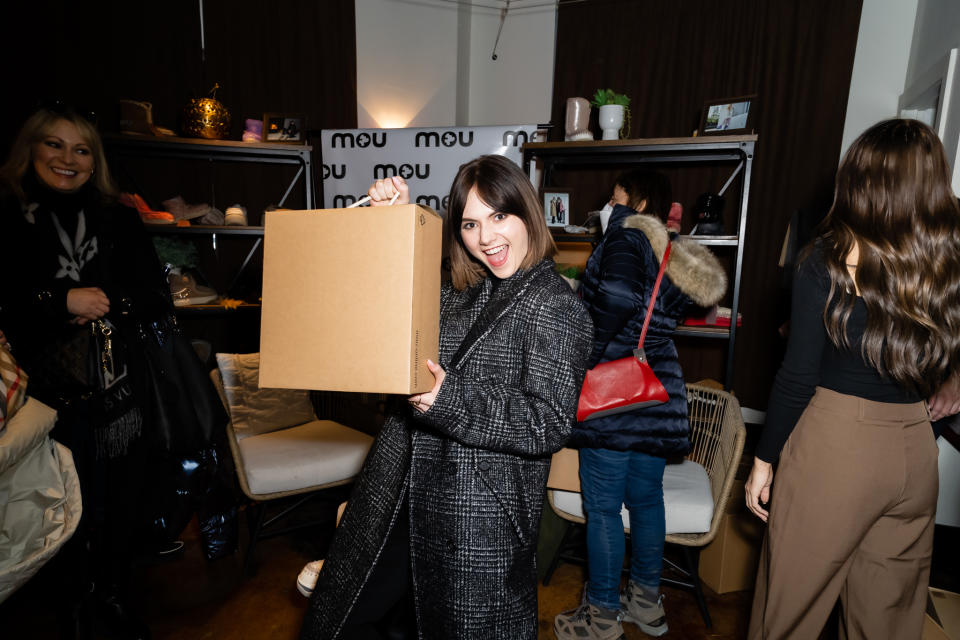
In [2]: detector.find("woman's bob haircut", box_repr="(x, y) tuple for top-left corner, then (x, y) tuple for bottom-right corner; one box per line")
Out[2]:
(445, 155), (556, 290)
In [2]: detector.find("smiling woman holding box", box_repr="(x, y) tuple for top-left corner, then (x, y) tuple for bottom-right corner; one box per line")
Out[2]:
(300, 156), (594, 640)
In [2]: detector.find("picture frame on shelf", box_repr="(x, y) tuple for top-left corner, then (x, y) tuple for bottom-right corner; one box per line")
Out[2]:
(263, 113), (305, 143)
(541, 188), (572, 228)
(699, 95), (757, 136)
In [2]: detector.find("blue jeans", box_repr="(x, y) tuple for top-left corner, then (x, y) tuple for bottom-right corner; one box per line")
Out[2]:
(579, 447), (666, 611)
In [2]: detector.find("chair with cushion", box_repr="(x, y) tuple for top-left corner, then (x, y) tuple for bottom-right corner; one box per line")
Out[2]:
(543, 382), (746, 628)
(211, 352), (374, 573)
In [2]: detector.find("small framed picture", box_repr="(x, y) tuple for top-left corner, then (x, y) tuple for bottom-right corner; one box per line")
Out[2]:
(541, 188), (572, 228)
(699, 95), (757, 136)
(263, 113), (305, 143)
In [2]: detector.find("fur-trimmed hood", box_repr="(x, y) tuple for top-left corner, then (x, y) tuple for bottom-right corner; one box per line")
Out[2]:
(621, 213), (726, 307)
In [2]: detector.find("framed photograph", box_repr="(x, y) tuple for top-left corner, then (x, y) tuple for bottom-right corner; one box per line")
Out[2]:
(541, 188), (572, 228)
(263, 113), (305, 143)
(700, 95), (757, 136)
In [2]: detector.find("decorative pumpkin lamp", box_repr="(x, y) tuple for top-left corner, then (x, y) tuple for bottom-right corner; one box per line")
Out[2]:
(182, 83), (232, 139)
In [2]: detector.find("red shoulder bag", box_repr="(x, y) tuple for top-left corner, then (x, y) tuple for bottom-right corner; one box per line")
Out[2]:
(576, 242), (671, 422)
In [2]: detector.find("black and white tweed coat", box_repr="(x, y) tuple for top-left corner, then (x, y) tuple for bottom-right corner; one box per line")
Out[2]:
(300, 259), (593, 640)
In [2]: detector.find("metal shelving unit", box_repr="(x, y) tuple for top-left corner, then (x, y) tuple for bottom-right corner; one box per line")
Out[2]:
(104, 135), (315, 312)
(522, 135), (756, 388)
(104, 135), (315, 208)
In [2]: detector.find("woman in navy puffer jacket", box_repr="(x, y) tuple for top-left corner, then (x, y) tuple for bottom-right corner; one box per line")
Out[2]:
(555, 170), (726, 640)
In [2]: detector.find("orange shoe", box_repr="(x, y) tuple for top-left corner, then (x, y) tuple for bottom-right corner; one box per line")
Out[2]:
(119, 192), (174, 224)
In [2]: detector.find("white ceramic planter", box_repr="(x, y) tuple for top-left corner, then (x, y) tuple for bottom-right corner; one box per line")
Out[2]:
(599, 104), (625, 140)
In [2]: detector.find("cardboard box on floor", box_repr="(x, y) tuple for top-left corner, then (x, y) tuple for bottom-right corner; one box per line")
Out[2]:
(698, 477), (765, 594)
(924, 587), (960, 640)
(259, 205), (442, 394)
(547, 447), (580, 492)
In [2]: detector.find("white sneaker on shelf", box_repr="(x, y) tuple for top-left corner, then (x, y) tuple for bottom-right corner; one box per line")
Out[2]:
(224, 204), (248, 226)
(297, 559), (324, 597)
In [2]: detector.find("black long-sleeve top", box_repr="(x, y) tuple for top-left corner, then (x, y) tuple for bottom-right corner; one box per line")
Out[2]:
(756, 247), (921, 462)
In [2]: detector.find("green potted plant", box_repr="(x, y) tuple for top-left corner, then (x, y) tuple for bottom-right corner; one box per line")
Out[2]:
(591, 89), (631, 140)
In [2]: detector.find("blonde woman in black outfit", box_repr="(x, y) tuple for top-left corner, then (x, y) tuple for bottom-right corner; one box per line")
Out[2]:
(745, 119), (960, 639)
(0, 105), (171, 639)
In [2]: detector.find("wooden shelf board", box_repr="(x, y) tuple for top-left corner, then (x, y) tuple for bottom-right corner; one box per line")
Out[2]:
(104, 133), (311, 152)
(145, 225), (265, 236)
(524, 134), (757, 152)
(675, 325), (733, 338)
(174, 303), (261, 314)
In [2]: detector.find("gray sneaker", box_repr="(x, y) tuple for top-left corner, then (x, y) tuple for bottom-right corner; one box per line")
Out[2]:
(554, 592), (625, 640)
(167, 268), (218, 306)
(620, 580), (668, 636)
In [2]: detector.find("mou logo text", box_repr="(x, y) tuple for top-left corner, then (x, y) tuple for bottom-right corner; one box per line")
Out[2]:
(373, 164), (431, 180)
(331, 132), (388, 148)
(502, 130), (529, 146)
(322, 164), (346, 180)
(415, 131), (475, 148)
(416, 194), (450, 211)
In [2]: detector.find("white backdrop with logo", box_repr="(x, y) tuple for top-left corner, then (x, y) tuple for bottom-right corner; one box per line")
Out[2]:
(319, 125), (539, 213)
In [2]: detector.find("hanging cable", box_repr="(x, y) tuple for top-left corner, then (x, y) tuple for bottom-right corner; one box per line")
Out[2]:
(198, 0), (207, 91)
(199, 0), (206, 63)
(491, 0), (510, 60)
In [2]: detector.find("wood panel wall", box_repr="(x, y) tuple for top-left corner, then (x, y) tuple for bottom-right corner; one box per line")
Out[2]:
(552, 0), (863, 409)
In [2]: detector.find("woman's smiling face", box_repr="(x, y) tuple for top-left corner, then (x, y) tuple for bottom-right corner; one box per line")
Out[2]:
(459, 187), (529, 279)
(32, 119), (94, 193)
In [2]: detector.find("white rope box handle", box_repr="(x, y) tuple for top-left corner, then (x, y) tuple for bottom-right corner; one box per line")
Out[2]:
(345, 192), (400, 208)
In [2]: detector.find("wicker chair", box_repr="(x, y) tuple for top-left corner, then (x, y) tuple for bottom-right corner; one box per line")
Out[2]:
(543, 382), (746, 628)
(210, 353), (373, 574)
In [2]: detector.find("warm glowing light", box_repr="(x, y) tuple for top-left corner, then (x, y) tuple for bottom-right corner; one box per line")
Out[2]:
(359, 99), (420, 128)
(375, 113), (414, 128)
(358, 84), (444, 129)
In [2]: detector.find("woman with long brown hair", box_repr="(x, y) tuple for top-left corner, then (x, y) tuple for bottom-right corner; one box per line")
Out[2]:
(745, 118), (960, 639)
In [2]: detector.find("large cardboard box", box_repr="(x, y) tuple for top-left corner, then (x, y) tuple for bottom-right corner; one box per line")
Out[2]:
(698, 478), (765, 594)
(924, 587), (960, 640)
(259, 205), (442, 394)
(547, 447), (581, 492)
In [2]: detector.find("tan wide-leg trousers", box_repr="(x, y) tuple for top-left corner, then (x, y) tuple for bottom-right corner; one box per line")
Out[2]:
(749, 387), (938, 640)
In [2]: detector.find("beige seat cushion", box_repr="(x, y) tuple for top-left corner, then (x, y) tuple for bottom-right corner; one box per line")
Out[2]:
(216, 353), (316, 439)
(551, 459), (714, 535)
(237, 419), (373, 495)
